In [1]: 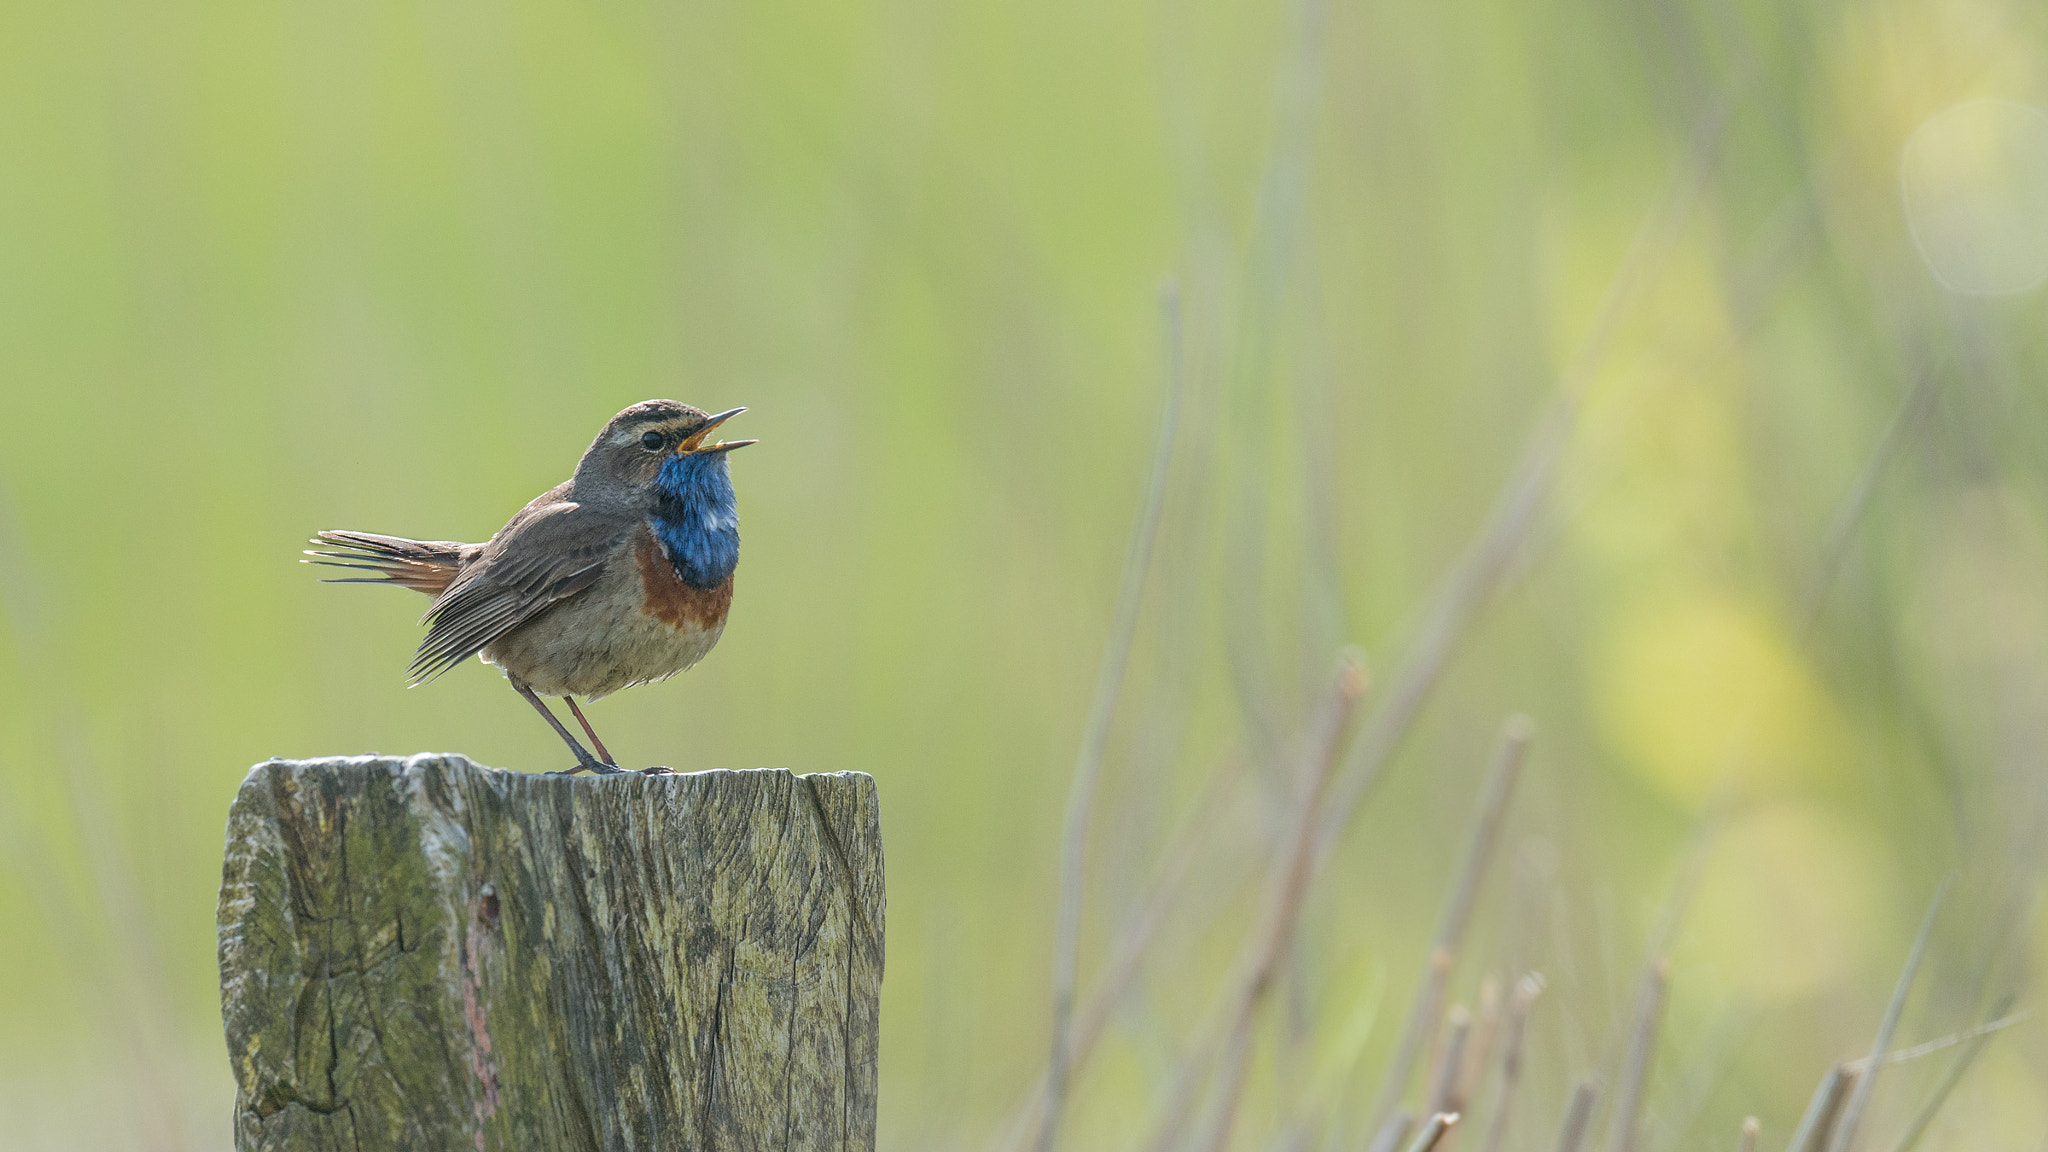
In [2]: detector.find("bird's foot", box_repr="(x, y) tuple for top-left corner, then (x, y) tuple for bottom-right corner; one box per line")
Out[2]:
(547, 755), (628, 776)
(641, 765), (676, 776)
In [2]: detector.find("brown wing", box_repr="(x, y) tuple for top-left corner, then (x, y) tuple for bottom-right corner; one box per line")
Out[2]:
(407, 492), (633, 685)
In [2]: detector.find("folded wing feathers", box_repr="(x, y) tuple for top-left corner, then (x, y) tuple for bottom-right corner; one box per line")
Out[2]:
(407, 597), (530, 684)
(312, 507), (625, 686)
(406, 549), (612, 685)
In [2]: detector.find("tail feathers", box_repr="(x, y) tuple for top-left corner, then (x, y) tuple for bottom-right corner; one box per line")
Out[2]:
(305, 530), (473, 596)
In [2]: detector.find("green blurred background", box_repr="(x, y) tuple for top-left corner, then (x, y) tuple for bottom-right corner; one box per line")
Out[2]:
(4, 0), (2048, 1147)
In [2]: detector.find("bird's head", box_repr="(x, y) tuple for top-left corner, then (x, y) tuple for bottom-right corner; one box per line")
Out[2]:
(575, 400), (756, 495)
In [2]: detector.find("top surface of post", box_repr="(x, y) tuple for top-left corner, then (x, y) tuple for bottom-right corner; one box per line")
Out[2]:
(217, 753), (884, 1152)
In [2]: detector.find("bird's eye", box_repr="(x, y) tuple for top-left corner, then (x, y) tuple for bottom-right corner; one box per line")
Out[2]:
(641, 431), (665, 451)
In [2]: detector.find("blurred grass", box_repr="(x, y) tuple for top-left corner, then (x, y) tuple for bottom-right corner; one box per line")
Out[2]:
(2, 0), (2048, 1148)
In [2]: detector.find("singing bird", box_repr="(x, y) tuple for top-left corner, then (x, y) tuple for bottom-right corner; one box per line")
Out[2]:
(306, 400), (755, 774)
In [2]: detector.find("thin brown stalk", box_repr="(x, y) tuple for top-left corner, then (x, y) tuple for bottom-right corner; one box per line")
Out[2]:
(1824, 881), (1950, 1152)
(1648, 1005), (1754, 1152)
(1407, 1114), (1462, 1152)
(1739, 1118), (1760, 1152)
(1367, 1112), (1416, 1152)
(1887, 992), (2017, 1152)
(1139, 658), (1364, 1152)
(1785, 1065), (1856, 1152)
(1072, 755), (1245, 1053)
(1579, 294), (1952, 1004)
(1604, 959), (1669, 1152)
(1368, 948), (1453, 1141)
(1853, 1005), (2027, 1071)
(1425, 1007), (1474, 1119)
(1145, 1030), (1228, 1152)
(1042, 283), (1186, 1152)
(1571, 822), (1713, 1152)
(1554, 1083), (1599, 1152)
(998, 751), (1248, 1152)
(1153, 75), (1730, 1152)
(1456, 976), (1504, 1111)
(1477, 974), (1545, 1152)
(1178, 656), (1368, 1152)
(1199, 1013), (1259, 1152)
(1217, 0), (1330, 769)
(1313, 80), (1740, 867)
(1794, 359), (1943, 643)
(1367, 719), (1535, 1130)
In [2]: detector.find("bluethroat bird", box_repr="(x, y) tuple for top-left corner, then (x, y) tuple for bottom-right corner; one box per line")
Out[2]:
(305, 400), (755, 775)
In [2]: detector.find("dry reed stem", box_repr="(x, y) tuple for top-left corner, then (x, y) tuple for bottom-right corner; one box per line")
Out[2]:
(1311, 81), (1739, 869)
(1553, 1082), (1599, 1152)
(1041, 283), (1186, 1152)
(1217, 0), (1330, 767)
(1365, 719), (1534, 1131)
(1176, 656), (1368, 1152)
(1853, 1006), (2027, 1072)
(1604, 958), (1669, 1152)
(1886, 993), (2017, 1152)
(1071, 755), (1245, 1049)
(1456, 976), (1504, 1111)
(1197, 1012), (1259, 1152)
(1367, 1112), (1416, 1152)
(1477, 974), (1544, 1152)
(1785, 1065), (1856, 1152)
(1133, 70), (1730, 1152)
(1426, 1007), (1473, 1118)
(1040, 53), (1933, 1152)
(1145, 1030), (1228, 1152)
(1406, 1114), (1461, 1152)
(1000, 752), (1248, 1152)
(1531, 171), (1955, 1078)
(1824, 881), (1949, 1152)
(1577, 272), (1955, 1006)
(1368, 948), (1454, 1140)
(1795, 360), (1944, 643)
(1137, 657), (1365, 1152)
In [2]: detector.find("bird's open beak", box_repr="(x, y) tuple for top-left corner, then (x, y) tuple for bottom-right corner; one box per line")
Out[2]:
(679, 407), (757, 454)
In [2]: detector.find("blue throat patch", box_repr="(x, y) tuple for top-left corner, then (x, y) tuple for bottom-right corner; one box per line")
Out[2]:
(650, 452), (740, 589)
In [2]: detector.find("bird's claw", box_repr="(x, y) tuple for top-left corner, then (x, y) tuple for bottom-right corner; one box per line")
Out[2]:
(641, 765), (676, 776)
(547, 759), (629, 777)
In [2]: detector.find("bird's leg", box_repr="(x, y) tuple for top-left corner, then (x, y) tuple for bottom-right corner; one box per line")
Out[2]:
(511, 680), (620, 775)
(561, 697), (617, 767)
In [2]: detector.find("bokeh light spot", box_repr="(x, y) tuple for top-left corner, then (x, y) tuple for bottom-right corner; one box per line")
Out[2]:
(1594, 593), (1845, 807)
(1900, 99), (2048, 295)
(1687, 804), (1891, 1002)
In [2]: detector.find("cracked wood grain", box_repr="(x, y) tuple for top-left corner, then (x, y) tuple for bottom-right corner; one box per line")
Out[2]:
(217, 755), (884, 1152)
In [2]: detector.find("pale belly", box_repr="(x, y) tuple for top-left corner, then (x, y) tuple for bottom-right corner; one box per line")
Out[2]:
(480, 560), (728, 699)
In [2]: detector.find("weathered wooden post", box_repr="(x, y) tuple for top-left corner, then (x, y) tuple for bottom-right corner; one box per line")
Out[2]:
(217, 753), (883, 1151)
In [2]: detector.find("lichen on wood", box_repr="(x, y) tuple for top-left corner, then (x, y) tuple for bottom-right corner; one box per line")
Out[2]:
(217, 754), (883, 1151)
